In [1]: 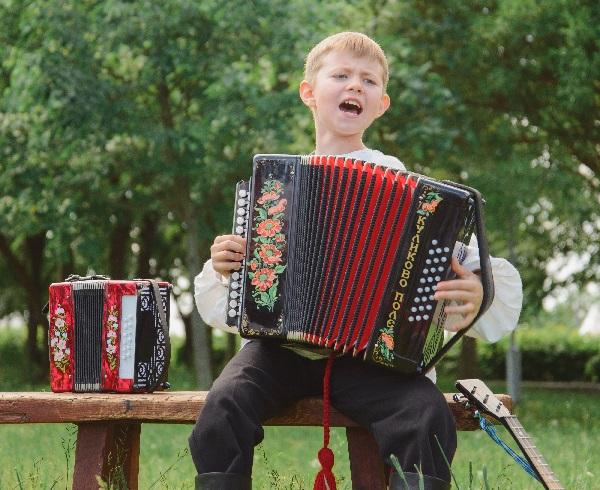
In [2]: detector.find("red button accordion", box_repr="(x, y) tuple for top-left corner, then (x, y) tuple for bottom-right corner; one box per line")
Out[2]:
(48, 277), (171, 392)
(227, 155), (494, 374)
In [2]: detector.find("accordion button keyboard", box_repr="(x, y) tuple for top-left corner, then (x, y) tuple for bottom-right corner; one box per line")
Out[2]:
(226, 180), (251, 328)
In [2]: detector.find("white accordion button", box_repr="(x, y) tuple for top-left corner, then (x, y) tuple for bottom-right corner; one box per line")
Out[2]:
(228, 308), (237, 317)
(232, 272), (240, 280)
(236, 217), (245, 225)
(444, 247), (450, 253)
(432, 239), (438, 245)
(237, 198), (247, 206)
(236, 226), (244, 234)
(231, 281), (239, 289)
(238, 189), (247, 198)
(230, 291), (239, 299)
(229, 300), (238, 308)
(237, 208), (246, 216)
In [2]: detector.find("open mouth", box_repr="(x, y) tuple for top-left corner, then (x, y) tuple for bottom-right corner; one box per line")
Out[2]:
(339, 99), (362, 115)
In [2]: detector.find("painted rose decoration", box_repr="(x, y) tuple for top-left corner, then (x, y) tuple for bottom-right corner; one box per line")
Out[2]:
(249, 179), (287, 310)
(50, 305), (70, 373)
(417, 191), (443, 217)
(105, 305), (120, 370)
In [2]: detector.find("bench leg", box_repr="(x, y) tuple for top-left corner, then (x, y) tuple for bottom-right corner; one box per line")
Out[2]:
(346, 426), (387, 490)
(73, 422), (141, 490)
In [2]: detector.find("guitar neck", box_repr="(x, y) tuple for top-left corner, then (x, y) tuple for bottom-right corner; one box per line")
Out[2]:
(503, 416), (564, 490)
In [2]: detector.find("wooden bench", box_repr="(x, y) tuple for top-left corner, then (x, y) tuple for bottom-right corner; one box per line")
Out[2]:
(0, 391), (511, 490)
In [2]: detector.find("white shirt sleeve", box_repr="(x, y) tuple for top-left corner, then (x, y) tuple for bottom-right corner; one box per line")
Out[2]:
(456, 237), (523, 342)
(194, 259), (238, 334)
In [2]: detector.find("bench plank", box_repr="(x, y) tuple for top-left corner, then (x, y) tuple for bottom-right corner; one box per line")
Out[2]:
(0, 391), (511, 429)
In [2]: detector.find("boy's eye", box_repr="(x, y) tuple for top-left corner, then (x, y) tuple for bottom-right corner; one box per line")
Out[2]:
(333, 73), (347, 79)
(365, 78), (377, 85)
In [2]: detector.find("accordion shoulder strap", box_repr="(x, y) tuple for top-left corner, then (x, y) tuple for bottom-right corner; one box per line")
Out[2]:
(423, 183), (495, 372)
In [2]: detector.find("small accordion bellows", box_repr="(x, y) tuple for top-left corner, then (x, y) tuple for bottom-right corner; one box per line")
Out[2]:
(227, 154), (494, 374)
(48, 277), (171, 393)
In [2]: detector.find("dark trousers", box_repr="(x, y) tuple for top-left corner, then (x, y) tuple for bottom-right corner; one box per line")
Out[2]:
(188, 340), (457, 482)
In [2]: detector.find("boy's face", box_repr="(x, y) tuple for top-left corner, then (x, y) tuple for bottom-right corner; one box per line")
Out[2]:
(300, 49), (390, 141)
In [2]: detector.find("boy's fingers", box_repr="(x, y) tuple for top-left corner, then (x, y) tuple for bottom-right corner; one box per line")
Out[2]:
(214, 250), (244, 262)
(434, 289), (477, 301)
(435, 279), (479, 291)
(211, 237), (246, 255)
(450, 256), (470, 276)
(443, 302), (476, 315)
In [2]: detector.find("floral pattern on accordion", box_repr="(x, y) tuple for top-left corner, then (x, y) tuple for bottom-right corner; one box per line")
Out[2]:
(249, 179), (287, 311)
(417, 191), (443, 216)
(105, 305), (119, 370)
(373, 325), (395, 366)
(50, 305), (71, 373)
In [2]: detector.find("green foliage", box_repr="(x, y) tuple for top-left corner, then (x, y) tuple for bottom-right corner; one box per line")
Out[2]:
(477, 326), (600, 382)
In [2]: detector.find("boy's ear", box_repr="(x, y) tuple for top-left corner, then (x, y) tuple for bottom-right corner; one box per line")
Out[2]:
(377, 93), (391, 118)
(299, 80), (316, 109)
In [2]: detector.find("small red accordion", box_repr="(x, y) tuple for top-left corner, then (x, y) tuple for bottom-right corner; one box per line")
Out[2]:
(48, 276), (171, 393)
(226, 154), (494, 374)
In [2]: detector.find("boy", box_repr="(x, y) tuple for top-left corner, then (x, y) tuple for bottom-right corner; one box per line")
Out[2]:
(190, 32), (522, 489)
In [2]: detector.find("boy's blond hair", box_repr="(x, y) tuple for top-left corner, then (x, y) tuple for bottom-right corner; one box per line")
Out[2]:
(304, 32), (389, 89)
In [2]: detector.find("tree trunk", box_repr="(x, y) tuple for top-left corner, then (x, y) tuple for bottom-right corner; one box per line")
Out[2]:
(178, 310), (193, 367)
(108, 213), (131, 278)
(136, 213), (159, 278)
(458, 336), (478, 379)
(25, 232), (47, 369)
(226, 332), (237, 362)
(184, 203), (213, 389)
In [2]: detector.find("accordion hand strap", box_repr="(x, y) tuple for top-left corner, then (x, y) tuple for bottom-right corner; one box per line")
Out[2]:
(424, 184), (495, 372)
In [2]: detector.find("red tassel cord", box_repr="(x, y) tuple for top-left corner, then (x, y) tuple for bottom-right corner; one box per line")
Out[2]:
(313, 352), (337, 490)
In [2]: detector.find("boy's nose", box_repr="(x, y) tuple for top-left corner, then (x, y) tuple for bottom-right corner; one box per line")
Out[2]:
(347, 80), (363, 93)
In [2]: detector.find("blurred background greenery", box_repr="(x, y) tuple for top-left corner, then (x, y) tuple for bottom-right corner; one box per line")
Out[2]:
(1, 0), (598, 389)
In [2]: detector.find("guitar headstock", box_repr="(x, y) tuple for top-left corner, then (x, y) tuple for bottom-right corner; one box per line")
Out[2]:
(456, 378), (512, 421)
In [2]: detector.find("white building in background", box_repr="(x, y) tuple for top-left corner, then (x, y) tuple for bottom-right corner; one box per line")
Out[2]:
(579, 303), (600, 336)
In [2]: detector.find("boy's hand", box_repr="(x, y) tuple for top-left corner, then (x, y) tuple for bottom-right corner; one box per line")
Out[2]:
(434, 256), (483, 332)
(210, 234), (246, 278)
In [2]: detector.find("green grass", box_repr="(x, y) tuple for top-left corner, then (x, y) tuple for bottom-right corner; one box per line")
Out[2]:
(1, 327), (599, 489)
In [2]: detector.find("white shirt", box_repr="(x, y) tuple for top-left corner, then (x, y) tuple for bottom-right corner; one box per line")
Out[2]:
(194, 151), (523, 380)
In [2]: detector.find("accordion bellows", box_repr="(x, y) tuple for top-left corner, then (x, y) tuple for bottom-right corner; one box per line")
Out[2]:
(48, 279), (171, 393)
(227, 155), (494, 374)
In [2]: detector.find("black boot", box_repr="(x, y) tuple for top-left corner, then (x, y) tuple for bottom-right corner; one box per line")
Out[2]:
(195, 472), (252, 490)
(389, 471), (450, 489)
